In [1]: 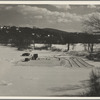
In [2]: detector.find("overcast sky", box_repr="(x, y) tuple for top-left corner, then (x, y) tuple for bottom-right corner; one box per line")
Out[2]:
(0, 4), (100, 32)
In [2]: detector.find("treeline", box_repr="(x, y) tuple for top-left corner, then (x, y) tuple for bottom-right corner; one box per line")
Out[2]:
(0, 26), (100, 52)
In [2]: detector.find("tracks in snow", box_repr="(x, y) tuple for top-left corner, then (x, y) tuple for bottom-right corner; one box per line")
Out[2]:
(61, 57), (94, 68)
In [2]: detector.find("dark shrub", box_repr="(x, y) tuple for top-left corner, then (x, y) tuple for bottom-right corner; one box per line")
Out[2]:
(51, 46), (62, 52)
(24, 58), (30, 62)
(86, 52), (100, 61)
(22, 53), (30, 56)
(34, 46), (48, 50)
(32, 54), (38, 60)
(82, 69), (100, 96)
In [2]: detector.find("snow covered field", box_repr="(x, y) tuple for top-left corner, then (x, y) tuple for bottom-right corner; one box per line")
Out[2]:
(0, 44), (99, 96)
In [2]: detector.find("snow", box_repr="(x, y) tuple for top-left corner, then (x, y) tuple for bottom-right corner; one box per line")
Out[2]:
(0, 44), (98, 96)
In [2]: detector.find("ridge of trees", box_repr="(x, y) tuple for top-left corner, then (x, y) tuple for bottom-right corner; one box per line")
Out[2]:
(0, 25), (100, 52)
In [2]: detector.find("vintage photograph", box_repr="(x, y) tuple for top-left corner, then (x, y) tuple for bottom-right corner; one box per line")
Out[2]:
(0, 2), (100, 97)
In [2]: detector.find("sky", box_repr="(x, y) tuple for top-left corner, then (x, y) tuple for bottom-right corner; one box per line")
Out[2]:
(0, 4), (100, 32)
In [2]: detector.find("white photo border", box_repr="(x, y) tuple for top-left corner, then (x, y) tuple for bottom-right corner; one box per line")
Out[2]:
(0, 1), (100, 99)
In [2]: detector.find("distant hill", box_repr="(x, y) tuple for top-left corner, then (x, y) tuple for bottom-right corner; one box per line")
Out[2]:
(42, 28), (73, 34)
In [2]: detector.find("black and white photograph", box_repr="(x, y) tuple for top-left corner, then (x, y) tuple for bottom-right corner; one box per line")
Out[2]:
(0, 1), (100, 98)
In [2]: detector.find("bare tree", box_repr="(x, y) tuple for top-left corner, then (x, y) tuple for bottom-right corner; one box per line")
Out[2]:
(82, 12), (100, 33)
(82, 12), (100, 52)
